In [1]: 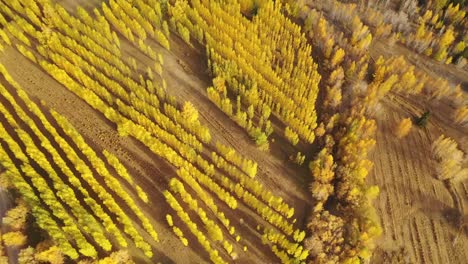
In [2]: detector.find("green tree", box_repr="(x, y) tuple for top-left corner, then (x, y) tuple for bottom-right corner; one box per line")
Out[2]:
(416, 111), (430, 127)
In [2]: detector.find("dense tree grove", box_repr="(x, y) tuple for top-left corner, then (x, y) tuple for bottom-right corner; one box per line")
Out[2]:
(0, 0), (305, 263)
(354, 0), (467, 66)
(169, 0), (321, 148)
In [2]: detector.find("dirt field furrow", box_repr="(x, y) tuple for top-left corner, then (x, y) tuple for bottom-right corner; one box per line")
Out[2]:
(433, 220), (451, 264)
(408, 218), (420, 263)
(370, 96), (467, 264)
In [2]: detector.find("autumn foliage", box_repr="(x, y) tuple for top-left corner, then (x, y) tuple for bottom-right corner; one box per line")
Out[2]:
(432, 135), (467, 181)
(394, 117), (413, 138)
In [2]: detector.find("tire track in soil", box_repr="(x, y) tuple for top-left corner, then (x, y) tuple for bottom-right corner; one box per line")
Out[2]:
(370, 97), (467, 264)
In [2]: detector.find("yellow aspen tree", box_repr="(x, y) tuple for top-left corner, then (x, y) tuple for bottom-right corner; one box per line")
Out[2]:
(146, 66), (154, 80)
(453, 106), (468, 125)
(434, 0), (449, 11)
(172, 227), (188, 246)
(394, 117), (412, 138)
(129, 57), (137, 71)
(16, 44), (37, 63)
(2, 201), (28, 230)
(35, 246), (64, 264)
(345, 61), (357, 78)
(431, 135), (466, 180)
(182, 101), (199, 123)
(0, 29), (11, 45)
(325, 86), (342, 109)
(17, 247), (36, 264)
(177, 22), (190, 44)
(330, 48), (345, 68)
(162, 21), (170, 37)
(324, 38), (334, 58)
(155, 30), (170, 50)
(2, 231), (27, 247)
(154, 61), (163, 76)
(285, 126), (299, 145)
(434, 27), (455, 62)
(309, 148), (335, 202)
(166, 214), (174, 227)
(292, 152), (305, 165)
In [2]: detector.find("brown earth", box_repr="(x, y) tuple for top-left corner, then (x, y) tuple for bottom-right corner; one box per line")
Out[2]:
(368, 41), (468, 264)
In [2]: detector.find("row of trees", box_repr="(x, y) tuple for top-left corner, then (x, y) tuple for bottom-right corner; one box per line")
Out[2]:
(50, 4), (131, 75)
(43, 111), (128, 249)
(29, 4), (215, 158)
(211, 152), (294, 219)
(214, 142), (257, 178)
(175, 167), (236, 232)
(17, 129), (104, 257)
(41, 51), (242, 241)
(305, 113), (382, 263)
(261, 227), (308, 262)
(0, 154), (78, 260)
(51, 111), (159, 247)
(46, 35), (206, 155)
(164, 102), (212, 144)
(205, 162), (297, 238)
(40, 31), (203, 158)
(165, 214), (189, 247)
(2, 65), (136, 248)
(60, 5), (121, 57)
(163, 190), (226, 264)
(104, 0), (169, 57)
(0, 0), (176, 259)
(171, 154), (302, 262)
(114, 108), (240, 213)
(0, 64), (162, 257)
(102, 150), (149, 203)
(169, 178), (237, 256)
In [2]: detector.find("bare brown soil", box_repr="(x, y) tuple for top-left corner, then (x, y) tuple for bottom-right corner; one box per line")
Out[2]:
(368, 42), (468, 264)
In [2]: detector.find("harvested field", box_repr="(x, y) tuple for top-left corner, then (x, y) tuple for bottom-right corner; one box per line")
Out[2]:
(369, 94), (468, 263)
(365, 39), (468, 264)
